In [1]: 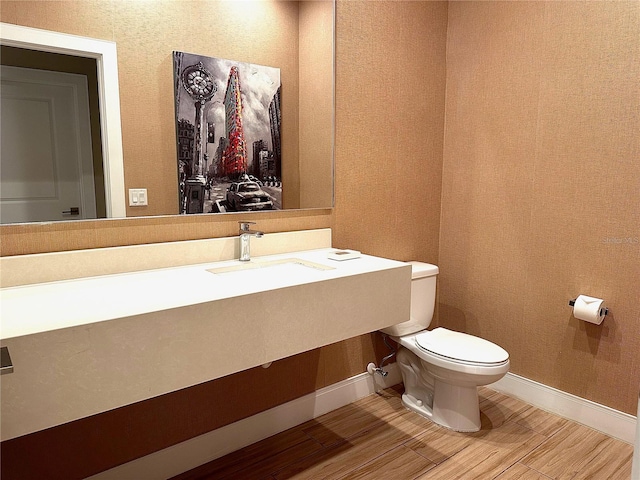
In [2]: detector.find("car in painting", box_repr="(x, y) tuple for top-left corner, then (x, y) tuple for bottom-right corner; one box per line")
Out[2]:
(226, 182), (274, 211)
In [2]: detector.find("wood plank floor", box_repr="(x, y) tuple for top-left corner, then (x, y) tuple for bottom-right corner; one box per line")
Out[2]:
(171, 385), (634, 480)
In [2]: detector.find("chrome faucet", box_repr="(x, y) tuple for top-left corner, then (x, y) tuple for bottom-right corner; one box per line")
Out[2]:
(238, 221), (264, 262)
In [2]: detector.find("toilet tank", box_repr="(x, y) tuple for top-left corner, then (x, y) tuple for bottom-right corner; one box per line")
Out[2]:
(380, 262), (439, 337)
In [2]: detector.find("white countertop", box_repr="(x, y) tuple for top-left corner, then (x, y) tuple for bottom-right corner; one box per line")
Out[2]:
(1, 248), (405, 340)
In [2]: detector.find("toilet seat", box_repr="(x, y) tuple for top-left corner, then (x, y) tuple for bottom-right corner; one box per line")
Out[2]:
(415, 327), (509, 367)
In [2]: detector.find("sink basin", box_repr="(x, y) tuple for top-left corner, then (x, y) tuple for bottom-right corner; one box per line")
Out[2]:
(207, 258), (334, 275)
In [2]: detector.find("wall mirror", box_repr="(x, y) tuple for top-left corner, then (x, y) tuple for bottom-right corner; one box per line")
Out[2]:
(0, 0), (334, 226)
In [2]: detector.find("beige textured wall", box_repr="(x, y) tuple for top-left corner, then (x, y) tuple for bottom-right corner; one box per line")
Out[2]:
(0, 2), (447, 477)
(332, 0), (446, 264)
(439, 1), (640, 415)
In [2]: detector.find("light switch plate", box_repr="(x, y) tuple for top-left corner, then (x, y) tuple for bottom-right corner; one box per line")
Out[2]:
(128, 188), (148, 206)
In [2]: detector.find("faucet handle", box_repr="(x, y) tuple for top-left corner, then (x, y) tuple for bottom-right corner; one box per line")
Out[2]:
(238, 221), (256, 232)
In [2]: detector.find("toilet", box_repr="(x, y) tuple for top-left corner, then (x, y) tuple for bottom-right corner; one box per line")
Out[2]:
(382, 262), (509, 432)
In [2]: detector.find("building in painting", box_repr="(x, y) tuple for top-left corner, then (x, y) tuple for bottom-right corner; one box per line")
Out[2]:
(268, 86), (281, 179)
(222, 66), (247, 178)
(177, 119), (195, 181)
(252, 139), (267, 178)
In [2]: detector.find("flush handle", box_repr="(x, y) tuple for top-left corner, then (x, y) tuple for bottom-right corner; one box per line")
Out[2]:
(1, 347), (13, 374)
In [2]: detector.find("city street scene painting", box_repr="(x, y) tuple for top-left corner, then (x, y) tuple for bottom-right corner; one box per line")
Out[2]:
(173, 51), (282, 214)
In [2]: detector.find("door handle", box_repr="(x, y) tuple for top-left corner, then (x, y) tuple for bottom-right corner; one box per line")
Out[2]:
(62, 207), (80, 215)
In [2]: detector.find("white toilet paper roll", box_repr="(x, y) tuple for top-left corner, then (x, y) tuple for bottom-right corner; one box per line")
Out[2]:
(573, 295), (607, 325)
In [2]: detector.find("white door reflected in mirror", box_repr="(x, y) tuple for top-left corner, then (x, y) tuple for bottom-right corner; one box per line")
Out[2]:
(1, 66), (98, 223)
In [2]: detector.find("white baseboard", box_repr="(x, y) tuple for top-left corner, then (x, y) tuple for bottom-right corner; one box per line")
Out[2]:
(490, 372), (637, 445)
(632, 396), (640, 480)
(87, 364), (402, 480)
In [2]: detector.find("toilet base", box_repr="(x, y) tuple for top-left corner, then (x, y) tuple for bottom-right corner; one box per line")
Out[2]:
(397, 346), (482, 432)
(431, 379), (481, 432)
(400, 381), (481, 433)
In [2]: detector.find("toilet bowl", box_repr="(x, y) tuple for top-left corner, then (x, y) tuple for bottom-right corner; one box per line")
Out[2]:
(381, 262), (510, 432)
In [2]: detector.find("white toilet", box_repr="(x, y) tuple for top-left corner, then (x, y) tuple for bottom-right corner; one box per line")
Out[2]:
(382, 262), (510, 432)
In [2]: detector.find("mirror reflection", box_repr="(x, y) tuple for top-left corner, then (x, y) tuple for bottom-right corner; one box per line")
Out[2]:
(1, 48), (106, 223)
(0, 0), (334, 225)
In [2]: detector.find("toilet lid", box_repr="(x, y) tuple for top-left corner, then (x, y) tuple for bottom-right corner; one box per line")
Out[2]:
(415, 328), (509, 365)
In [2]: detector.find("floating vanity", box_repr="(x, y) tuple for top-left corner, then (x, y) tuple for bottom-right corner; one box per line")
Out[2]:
(0, 229), (410, 441)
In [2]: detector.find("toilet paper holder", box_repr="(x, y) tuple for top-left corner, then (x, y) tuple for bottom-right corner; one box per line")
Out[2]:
(568, 299), (609, 317)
